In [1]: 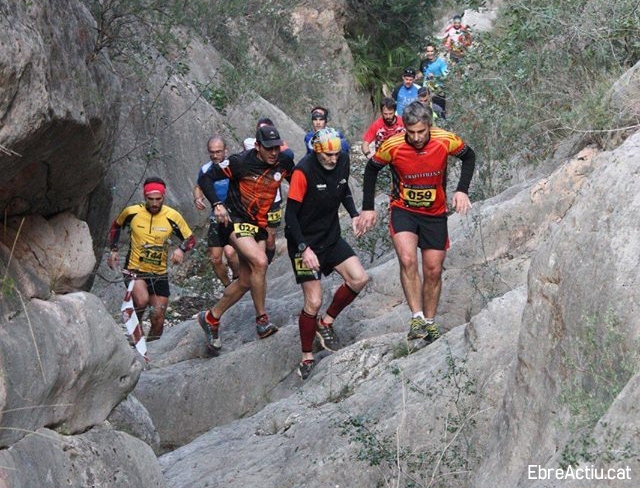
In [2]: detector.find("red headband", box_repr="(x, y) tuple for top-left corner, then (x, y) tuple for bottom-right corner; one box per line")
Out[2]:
(143, 182), (166, 196)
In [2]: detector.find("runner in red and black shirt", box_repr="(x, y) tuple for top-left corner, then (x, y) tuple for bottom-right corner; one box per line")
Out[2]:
(361, 97), (405, 159)
(196, 125), (295, 353)
(285, 128), (369, 379)
(358, 100), (475, 344)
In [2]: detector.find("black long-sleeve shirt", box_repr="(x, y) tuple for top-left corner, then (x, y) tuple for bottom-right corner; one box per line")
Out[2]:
(285, 152), (358, 250)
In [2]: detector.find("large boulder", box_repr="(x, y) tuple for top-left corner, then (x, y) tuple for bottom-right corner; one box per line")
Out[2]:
(107, 394), (161, 453)
(0, 213), (95, 297)
(0, 425), (166, 488)
(0, 292), (142, 447)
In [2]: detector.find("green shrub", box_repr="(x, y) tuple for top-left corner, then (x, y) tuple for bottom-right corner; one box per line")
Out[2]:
(446, 0), (640, 197)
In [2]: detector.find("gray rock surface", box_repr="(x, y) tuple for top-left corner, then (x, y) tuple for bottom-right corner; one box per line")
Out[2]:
(0, 292), (141, 448)
(475, 132), (640, 488)
(159, 288), (526, 487)
(0, 0), (120, 219)
(0, 425), (166, 488)
(0, 213), (95, 296)
(107, 393), (161, 453)
(2, 0), (640, 487)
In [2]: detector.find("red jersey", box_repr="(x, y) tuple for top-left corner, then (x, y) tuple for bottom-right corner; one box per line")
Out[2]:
(362, 116), (405, 150)
(374, 128), (466, 216)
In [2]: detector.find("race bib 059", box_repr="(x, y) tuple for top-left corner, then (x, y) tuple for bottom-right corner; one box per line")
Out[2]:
(401, 184), (436, 208)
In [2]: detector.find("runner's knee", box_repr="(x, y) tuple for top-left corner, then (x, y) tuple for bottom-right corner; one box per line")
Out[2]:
(349, 271), (369, 292)
(398, 253), (418, 270)
(149, 304), (166, 317)
(423, 265), (443, 281)
(246, 252), (268, 272)
(304, 294), (322, 313)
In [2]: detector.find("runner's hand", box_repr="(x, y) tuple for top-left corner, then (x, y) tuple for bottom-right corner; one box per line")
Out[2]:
(352, 215), (366, 238)
(194, 196), (206, 210)
(107, 250), (119, 269)
(451, 191), (472, 215)
(214, 203), (231, 226)
(301, 247), (320, 272)
(356, 210), (377, 235)
(170, 248), (184, 264)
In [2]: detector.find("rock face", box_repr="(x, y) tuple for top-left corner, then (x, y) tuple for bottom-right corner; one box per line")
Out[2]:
(0, 213), (95, 297)
(0, 426), (166, 488)
(2, 0), (640, 487)
(159, 288), (526, 488)
(475, 131), (640, 488)
(440, 145), (600, 328)
(0, 0), (121, 219)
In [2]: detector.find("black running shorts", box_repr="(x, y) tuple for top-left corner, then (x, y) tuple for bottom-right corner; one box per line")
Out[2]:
(207, 218), (229, 248)
(389, 206), (449, 250)
(287, 237), (356, 284)
(125, 272), (170, 297)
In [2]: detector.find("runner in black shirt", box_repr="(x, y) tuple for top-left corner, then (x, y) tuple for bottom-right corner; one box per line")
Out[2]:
(285, 128), (369, 379)
(196, 125), (295, 353)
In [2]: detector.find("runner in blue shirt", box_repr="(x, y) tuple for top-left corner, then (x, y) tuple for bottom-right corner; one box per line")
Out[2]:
(391, 67), (420, 116)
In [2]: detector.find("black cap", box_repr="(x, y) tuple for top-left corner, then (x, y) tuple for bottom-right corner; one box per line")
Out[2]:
(255, 125), (283, 148)
(311, 110), (327, 121)
(403, 67), (416, 77)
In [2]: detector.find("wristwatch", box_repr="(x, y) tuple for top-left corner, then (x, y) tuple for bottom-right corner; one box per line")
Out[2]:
(298, 242), (308, 253)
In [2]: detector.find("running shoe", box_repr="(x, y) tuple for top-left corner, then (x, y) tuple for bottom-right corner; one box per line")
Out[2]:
(256, 314), (278, 338)
(197, 311), (221, 351)
(315, 321), (341, 352)
(406, 316), (429, 340)
(297, 359), (316, 380)
(423, 322), (441, 345)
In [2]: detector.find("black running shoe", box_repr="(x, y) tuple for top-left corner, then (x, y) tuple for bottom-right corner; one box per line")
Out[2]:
(315, 322), (341, 352)
(297, 359), (316, 380)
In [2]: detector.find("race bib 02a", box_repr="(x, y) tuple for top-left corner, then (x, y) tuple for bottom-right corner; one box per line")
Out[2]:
(233, 222), (259, 238)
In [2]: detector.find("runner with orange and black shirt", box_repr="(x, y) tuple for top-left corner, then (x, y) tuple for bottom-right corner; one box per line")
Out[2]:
(196, 125), (295, 353)
(357, 100), (475, 344)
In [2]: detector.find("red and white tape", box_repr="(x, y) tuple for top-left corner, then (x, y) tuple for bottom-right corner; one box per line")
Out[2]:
(121, 278), (148, 360)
